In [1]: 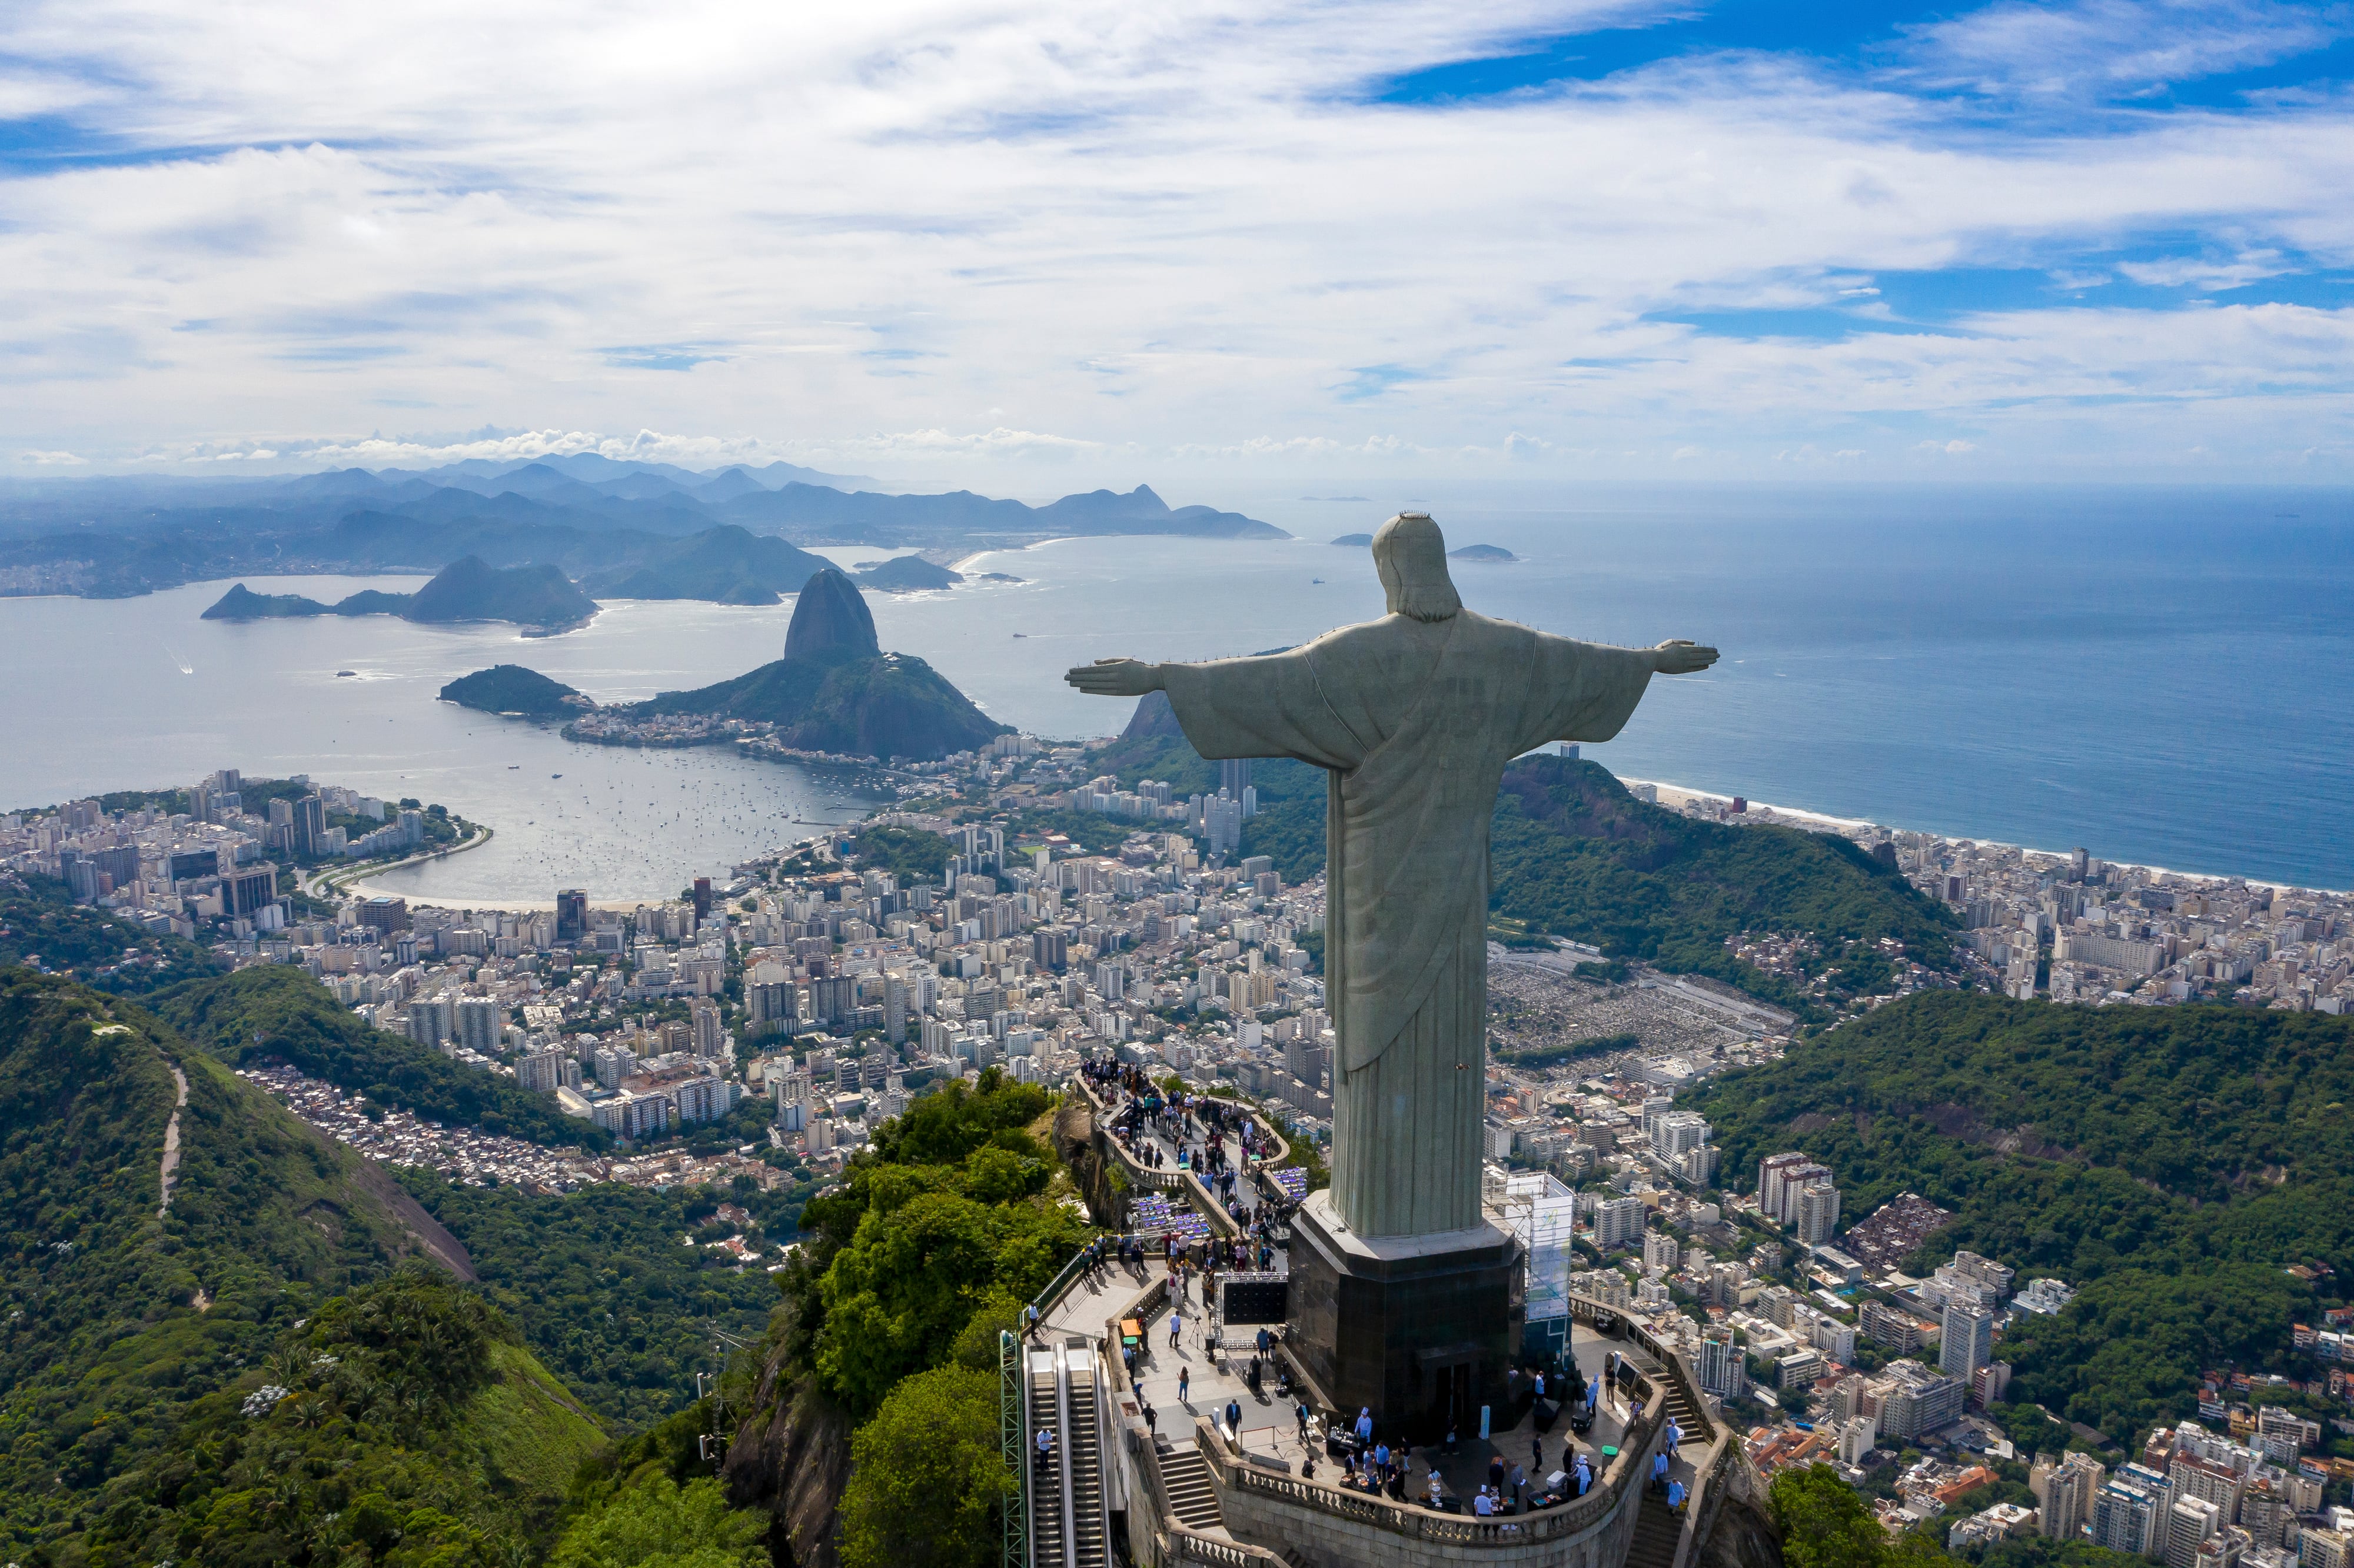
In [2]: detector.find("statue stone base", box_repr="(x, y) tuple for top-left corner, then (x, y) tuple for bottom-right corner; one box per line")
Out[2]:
(1284, 1190), (1523, 1443)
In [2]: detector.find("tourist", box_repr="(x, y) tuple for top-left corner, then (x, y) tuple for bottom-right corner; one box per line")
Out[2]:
(1295, 1400), (1311, 1441)
(1035, 1426), (1055, 1473)
(1488, 1455), (1505, 1494)
(1226, 1399), (1242, 1433)
(1510, 1462), (1527, 1511)
(1473, 1487), (1494, 1517)
(1169, 1309), (1183, 1348)
(1355, 1408), (1374, 1444)
(1179, 1367), (1190, 1404)
(1665, 1417), (1682, 1459)
(1532, 1434), (1545, 1472)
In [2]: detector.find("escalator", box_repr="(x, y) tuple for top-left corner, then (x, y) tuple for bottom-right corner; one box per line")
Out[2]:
(1023, 1343), (1110, 1568)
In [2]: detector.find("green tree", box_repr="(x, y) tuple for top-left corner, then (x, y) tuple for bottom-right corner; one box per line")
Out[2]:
(838, 1365), (1015, 1568)
(1770, 1464), (1896, 1568)
(819, 1190), (1004, 1415)
(550, 1474), (766, 1568)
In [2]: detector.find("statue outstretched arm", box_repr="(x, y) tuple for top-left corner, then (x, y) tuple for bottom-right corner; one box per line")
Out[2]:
(1649, 640), (1720, 675)
(1070, 647), (1362, 769)
(1065, 658), (1164, 697)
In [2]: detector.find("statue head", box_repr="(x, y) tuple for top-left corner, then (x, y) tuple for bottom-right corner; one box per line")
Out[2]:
(1372, 511), (1461, 622)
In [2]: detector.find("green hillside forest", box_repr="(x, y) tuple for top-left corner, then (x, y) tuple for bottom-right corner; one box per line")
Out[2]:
(1686, 992), (2354, 1442)
(1096, 739), (1951, 1011)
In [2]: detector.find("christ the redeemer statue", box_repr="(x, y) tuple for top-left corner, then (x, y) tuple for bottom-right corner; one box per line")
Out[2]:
(1069, 512), (1717, 1241)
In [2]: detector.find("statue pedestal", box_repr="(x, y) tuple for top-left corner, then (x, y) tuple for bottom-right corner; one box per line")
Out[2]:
(1284, 1190), (1522, 1443)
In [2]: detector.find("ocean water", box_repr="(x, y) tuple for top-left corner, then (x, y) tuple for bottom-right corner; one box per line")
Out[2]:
(1, 486), (2348, 895)
(0, 575), (889, 905)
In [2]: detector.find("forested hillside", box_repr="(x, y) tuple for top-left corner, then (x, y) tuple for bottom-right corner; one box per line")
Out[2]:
(0, 870), (229, 994)
(734, 1070), (1090, 1565)
(1685, 993), (2354, 1442)
(401, 1173), (794, 1424)
(1098, 738), (1952, 1011)
(155, 963), (607, 1148)
(0, 968), (558, 1557)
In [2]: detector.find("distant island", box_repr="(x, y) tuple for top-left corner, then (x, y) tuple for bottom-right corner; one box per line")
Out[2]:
(438, 664), (594, 718)
(201, 557), (598, 633)
(1330, 532), (1374, 547)
(0, 454), (1289, 601)
(1449, 543), (1515, 561)
(853, 555), (965, 592)
(572, 568), (1008, 760)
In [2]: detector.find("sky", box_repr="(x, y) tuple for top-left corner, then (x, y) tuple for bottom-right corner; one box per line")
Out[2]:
(3, 0), (2352, 487)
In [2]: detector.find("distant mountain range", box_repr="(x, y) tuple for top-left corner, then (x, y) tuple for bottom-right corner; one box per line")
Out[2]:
(202, 556), (598, 632)
(0, 455), (1288, 602)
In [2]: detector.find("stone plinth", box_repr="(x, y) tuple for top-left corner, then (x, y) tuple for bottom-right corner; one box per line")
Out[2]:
(1286, 1191), (1522, 1442)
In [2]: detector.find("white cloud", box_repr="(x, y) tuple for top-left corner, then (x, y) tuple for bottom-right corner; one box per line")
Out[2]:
(16, 448), (87, 465)
(0, 0), (2349, 479)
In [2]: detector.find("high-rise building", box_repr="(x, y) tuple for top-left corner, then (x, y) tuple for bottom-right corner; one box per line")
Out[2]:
(1654, 1111), (1710, 1160)
(2089, 1480), (2160, 1557)
(1794, 1177), (1843, 1244)
(810, 976), (857, 1031)
(691, 877), (712, 921)
(884, 975), (907, 1045)
(747, 979), (797, 1038)
(1594, 1195), (1645, 1250)
(292, 793), (326, 859)
(1641, 1230), (1681, 1276)
(1697, 1332), (1748, 1399)
(1941, 1300), (1994, 1382)
(2163, 1497), (2222, 1568)
(2042, 1454), (2106, 1541)
(455, 996), (503, 1054)
(690, 998), (724, 1058)
(1758, 1151), (1816, 1219)
(557, 889), (588, 943)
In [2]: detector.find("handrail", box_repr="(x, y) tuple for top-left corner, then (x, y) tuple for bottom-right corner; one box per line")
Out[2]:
(1167, 1521), (1284, 1566)
(1193, 1380), (1665, 1550)
(1670, 1435), (1739, 1568)
(1103, 1275), (1168, 1397)
(1565, 1291), (1718, 1444)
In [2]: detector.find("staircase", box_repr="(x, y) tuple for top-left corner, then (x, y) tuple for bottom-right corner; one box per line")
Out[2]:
(1624, 1489), (1681, 1568)
(1627, 1349), (1708, 1440)
(1066, 1357), (1109, 1568)
(1159, 1443), (1225, 1533)
(1029, 1357), (1068, 1568)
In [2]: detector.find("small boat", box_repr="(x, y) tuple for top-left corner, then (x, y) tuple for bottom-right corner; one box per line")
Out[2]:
(335, 670), (358, 677)
(551, 773), (563, 779)
(1012, 632), (1026, 638)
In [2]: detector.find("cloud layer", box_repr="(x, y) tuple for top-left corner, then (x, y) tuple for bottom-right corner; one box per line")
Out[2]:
(3, 0), (2350, 480)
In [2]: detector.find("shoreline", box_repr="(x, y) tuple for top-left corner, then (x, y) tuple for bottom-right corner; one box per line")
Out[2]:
(1628, 777), (2346, 897)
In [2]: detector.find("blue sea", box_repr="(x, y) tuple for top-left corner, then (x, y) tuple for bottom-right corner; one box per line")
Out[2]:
(1, 485), (2347, 896)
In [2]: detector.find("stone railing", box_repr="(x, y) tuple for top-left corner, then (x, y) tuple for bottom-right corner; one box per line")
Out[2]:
(1168, 1524), (1285, 1567)
(1671, 1432), (1741, 1568)
(1566, 1291), (1717, 1444)
(1196, 1377), (1665, 1550)
(1074, 1076), (1293, 1219)
(1103, 1275), (1169, 1397)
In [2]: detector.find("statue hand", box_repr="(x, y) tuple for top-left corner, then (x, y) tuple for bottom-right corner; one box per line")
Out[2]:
(1066, 658), (1165, 697)
(1651, 640), (1718, 675)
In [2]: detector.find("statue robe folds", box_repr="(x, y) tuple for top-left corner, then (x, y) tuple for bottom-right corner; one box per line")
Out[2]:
(1161, 609), (1654, 1239)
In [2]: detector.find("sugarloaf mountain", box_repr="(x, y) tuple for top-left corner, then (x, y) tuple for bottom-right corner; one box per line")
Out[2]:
(621, 567), (1008, 759)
